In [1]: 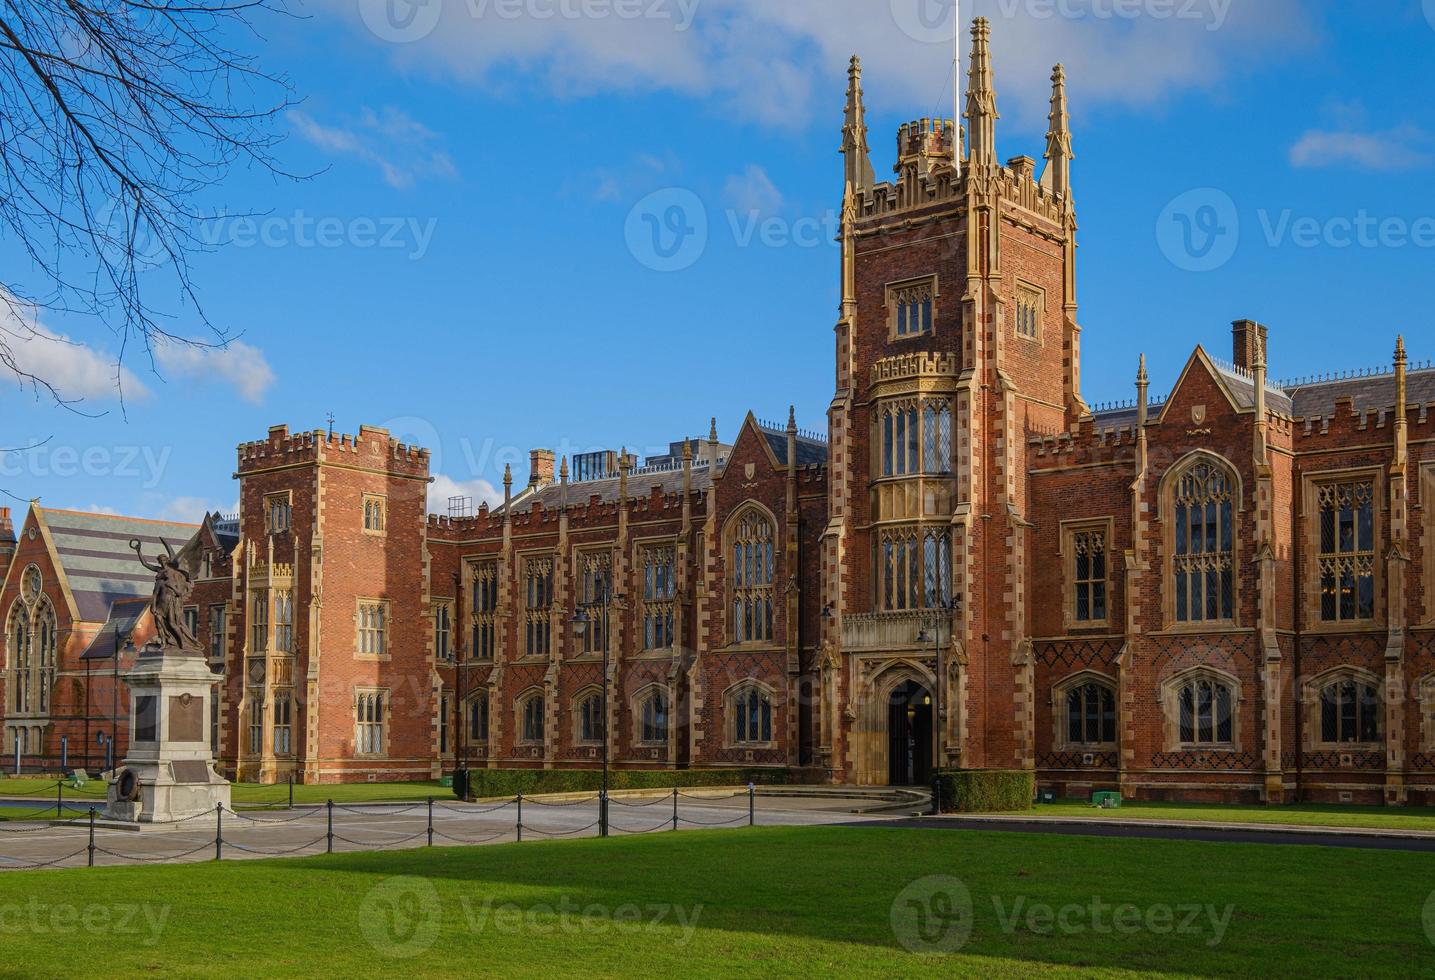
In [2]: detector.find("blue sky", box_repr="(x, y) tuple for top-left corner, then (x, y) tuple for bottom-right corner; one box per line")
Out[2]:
(3, 0), (1434, 522)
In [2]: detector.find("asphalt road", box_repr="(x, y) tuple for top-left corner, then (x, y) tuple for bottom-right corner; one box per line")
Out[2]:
(0, 794), (888, 871)
(868, 816), (1435, 852)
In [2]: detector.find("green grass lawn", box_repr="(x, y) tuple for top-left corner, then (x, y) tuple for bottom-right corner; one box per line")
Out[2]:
(1009, 799), (1435, 833)
(1, 826), (1433, 977)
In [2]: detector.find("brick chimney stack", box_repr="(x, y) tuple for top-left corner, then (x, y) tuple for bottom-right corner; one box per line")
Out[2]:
(528, 449), (556, 487)
(1232, 319), (1269, 373)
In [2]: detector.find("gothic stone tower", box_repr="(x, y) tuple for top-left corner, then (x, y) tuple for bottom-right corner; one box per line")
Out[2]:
(820, 20), (1086, 784)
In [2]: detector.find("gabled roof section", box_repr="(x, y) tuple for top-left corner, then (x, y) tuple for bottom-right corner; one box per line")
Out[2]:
(753, 416), (829, 467)
(1157, 345), (1292, 424)
(79, 597), (150, 661)
(35, 507), (199, 624)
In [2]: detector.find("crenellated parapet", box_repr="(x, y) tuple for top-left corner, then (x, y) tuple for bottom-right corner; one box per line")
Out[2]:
(237, 423), (430, 478)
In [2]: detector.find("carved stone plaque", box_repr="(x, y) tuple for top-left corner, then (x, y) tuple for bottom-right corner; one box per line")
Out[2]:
(168, 693), (204, 743)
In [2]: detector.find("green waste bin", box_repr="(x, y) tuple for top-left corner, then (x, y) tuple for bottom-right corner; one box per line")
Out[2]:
(1091, 791), (1122, 809)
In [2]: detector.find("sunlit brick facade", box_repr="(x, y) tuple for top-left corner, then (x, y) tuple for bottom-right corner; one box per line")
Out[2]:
(6, 21), (1435, 802)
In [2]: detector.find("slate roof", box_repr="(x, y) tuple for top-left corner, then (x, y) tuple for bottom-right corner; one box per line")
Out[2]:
(39, 508), (200, 624)
(79, 598), (149, 661)
(504, 464), (714, 515)
(1285, 367), (1435, 419)
(760, 429), (829, 466)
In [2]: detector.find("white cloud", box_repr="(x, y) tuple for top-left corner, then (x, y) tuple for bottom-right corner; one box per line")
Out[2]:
(0, 296), (149, 403)
(723, 165), (783, 215)
(290, 107), (459, 189)
(153, 339), (276, 405)
(1289, 126), (1432, 172)
(328, 0), (1316, 129)
(75, 503), (120, 515)
(429, 473), (503, 516)
(154, 496), (223, 524)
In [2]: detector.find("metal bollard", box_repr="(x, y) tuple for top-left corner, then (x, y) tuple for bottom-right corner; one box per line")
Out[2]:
(516, 793), (523, 842)
(931, 775), (942, 816)
(326, 800), (334, 854)
(88, 808), (96, 867)
(671, 788), (678, 832)
(748, 783), (755, 827)
(57, 780), (63, 820)
(427, 797), (434, 847)
(288, 772), (294, 810)
(214, 804), (223, 861)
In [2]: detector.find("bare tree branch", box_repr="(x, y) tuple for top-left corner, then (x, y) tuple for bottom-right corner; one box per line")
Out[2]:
(0, 0), (296, 409)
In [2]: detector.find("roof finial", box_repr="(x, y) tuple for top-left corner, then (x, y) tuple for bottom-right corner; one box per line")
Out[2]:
(965, 17), (998, 168)
(842, 54), (875, 195)
(1042, 64), (1072, 201)
(709, 417), (719, 444)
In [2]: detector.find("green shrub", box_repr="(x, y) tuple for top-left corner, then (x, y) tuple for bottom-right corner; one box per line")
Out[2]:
(933, 769), (1034, 814)
(455, 767), (791, 799)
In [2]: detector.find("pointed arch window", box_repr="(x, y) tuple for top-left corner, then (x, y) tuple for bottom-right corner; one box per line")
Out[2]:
(518, 692), (545, 745)
(7, 604), (30, 714)
(730, 509), (774, 644)
(1063, 682), (1116, 747)
(1319, 675), (1380, 745)
(1176, 676), (1234, 746)
(1170, 458), (1236, 623)
(576, 692), (603, 745)
(35, 601), (55, 714)
(468, 692), (490, 744)
(639, 690), (669, 744)
(730, 684), (773, 745)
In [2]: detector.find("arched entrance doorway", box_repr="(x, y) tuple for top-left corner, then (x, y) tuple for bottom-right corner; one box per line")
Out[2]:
(887, 680), (934, 786)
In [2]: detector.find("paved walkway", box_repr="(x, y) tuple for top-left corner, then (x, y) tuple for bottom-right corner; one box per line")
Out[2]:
(0, 793), (890, 871)
(871, 814), (1435, 852)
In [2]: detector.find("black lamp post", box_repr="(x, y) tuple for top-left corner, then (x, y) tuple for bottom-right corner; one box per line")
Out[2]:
(570, 581), (618, 837)
(916, 598), (956, 779)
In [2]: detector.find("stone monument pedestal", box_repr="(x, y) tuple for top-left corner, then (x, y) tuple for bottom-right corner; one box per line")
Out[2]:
(105, 640), (230, 824)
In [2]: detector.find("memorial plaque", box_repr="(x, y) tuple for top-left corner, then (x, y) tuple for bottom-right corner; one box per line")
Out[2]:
(134, 696), (158, 743)
(169, 760), (212, 784)
(168, 693), (205, 743)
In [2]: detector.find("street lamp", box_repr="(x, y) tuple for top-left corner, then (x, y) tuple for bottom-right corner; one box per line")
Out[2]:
(916, 598), (957, 780)
(570, 581), (619, 837)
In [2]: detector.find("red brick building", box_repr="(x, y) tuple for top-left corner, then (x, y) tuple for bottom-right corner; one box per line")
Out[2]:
(5, 20), (1434, 802)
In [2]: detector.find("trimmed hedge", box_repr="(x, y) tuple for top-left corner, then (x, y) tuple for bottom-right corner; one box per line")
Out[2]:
(933, 769), (1034, 814)
(456, 767), (791, 799)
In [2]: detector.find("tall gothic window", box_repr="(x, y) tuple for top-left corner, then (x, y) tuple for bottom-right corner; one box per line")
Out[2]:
(35, 601), (55, 714)
(732, 685), (773, 744)
(273, 692), (292, 756)
(7, 603), (30, 714)
(1319, 675), (1380, 744)
(1317, 480), (1377, 623)
(208, 605), (227, 662)
(250, 591), (268, 653)
(577, 693), (602, 744)
(1175, 675), (1234, 746)
(879, 528), (950, 611)
(640, 690), (669, 744)
(355, 691), (384, 754)
(468, 693), (489, 743)
(642, 547), (677, 650)
(730, 510), (774, 643)
(1171, 458), (1235, 623)
(434, 602), (452, 662)
(1069, 527), (1108, 624)
(1015, 284), (1043, 340)
(519, 692), (544, 744)
(881, 399), (952, 477)
(577, 553), (611, 655)
(357, 601), (387, 656)
(471, 562), (498, 661)
(1064, 682), (1116, 746)
(274, 590), (294, 654)
(524, 557), (554, 657)
(891, 280), (934, 337)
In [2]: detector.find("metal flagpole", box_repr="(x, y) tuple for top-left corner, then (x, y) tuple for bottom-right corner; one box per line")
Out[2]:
(953, 0), (962, 175)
